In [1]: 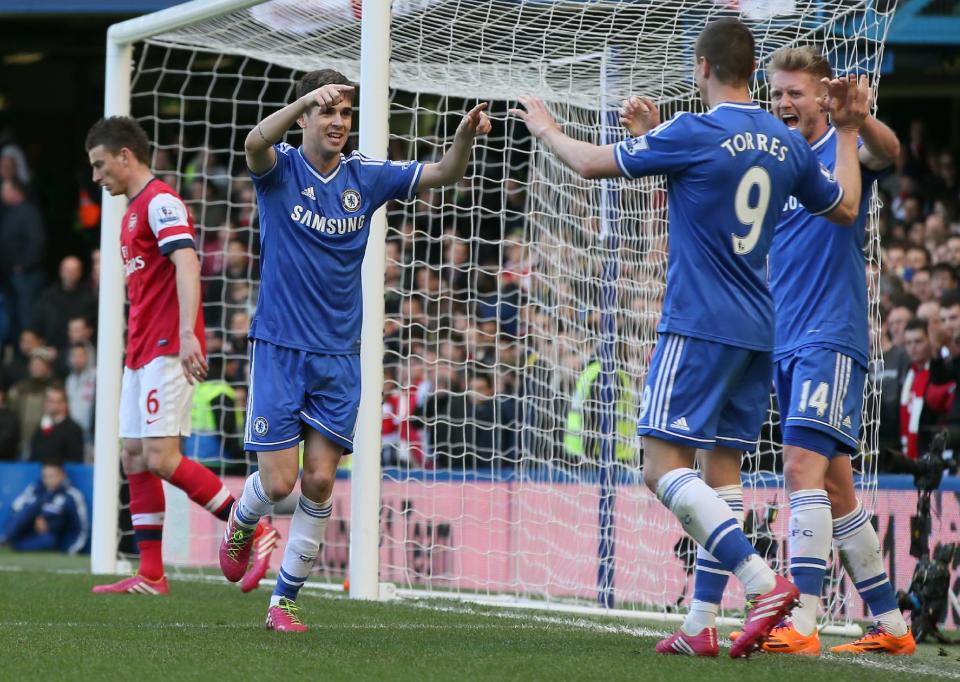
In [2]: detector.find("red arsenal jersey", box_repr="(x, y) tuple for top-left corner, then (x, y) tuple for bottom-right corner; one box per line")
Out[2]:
(120, 178), (205, 369)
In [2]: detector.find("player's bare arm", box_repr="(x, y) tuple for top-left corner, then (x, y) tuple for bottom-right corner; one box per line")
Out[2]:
(619, 96), (661, 137)
(853, 81), (901, 171)
(244, 83), (355, 174)
(510, 96), (620, 179)
(170, 248), (208, 385)
(819, 75), (869, 225)
(416, 103), (492, 191)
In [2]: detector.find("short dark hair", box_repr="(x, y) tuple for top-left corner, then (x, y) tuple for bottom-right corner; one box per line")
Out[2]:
(905, 318), (929, 335)
(85, 116), (151, 164)
(941, 291), (960, 309)
(932, 262), (957, 281)
(296, 69), (353, 99)
(890, 294), (920, 314)
(45, 384), (66, 398)
(695, 18), (756, 85)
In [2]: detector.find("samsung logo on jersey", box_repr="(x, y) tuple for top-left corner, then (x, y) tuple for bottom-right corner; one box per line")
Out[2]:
(290, 205), (367, 235)
(720, 132), (788, 162)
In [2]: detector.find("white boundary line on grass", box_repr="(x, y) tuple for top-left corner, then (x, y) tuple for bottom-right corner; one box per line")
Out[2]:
(6, 565), (958, 679)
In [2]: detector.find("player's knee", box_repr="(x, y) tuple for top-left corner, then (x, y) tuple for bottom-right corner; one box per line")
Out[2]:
(120, 444), (146, 474)
(301, 469), (335, 502)
(781, 455), (806, 491)
(142, 443), (180, 480)
(261, 474), (297, 502)
(782, 448), (825, 492)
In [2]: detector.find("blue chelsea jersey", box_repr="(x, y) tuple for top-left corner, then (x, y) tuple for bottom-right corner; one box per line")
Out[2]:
(249, 144), (423, 353)
(614, 102), (844, 351)
(770, 127), (886, 366)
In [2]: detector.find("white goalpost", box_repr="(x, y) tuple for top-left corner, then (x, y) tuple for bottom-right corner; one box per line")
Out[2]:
(92, 0), (898, 636)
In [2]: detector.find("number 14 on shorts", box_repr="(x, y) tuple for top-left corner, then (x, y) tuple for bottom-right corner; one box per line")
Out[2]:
(797, 380), (829, 417)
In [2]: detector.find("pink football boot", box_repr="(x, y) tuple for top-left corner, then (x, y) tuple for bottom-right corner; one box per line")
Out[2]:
(655, 627), (719, 656)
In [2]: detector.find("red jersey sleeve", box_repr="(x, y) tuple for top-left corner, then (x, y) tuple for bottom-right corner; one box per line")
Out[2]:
(147, 192), (195, 255)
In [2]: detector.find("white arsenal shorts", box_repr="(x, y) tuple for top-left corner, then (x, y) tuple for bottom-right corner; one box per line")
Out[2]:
(119, 355), (194, 439)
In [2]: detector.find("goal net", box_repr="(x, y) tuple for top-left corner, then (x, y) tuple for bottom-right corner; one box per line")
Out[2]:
(112, 0), (896, 631)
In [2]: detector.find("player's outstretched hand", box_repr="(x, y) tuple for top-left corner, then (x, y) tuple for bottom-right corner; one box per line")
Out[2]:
(619, 96), (660, 137)
(509, 97), (561, 140)
(819, 74), (868, 131)
(306, 84), (355, 113)
(179, 332), (208, 385)
(458, 102), (492, 138)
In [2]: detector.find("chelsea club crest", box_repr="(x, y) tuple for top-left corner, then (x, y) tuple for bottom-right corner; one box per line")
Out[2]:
(341, 189), (361, 212)
(253, 416), (269, 437)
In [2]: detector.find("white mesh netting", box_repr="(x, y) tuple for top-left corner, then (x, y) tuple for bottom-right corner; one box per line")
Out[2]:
(119, 0), (895, 629)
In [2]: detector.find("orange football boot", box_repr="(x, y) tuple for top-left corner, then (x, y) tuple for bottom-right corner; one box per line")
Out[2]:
(830, 626), (916, 655)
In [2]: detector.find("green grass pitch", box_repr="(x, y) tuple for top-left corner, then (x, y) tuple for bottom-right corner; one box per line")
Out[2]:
(2, 549), (959, 681)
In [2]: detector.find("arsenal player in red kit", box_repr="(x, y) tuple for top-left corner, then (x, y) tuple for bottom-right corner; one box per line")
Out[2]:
(85, 117), (278, 594)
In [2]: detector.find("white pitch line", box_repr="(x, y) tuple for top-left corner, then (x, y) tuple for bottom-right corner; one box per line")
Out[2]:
(5, 565), (958, 678)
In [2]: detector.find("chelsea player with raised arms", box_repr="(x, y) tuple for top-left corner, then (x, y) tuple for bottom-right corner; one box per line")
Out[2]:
(717, 47), (912, 657)
(218, 69), (490, 632)
(513, 18), (867, 657)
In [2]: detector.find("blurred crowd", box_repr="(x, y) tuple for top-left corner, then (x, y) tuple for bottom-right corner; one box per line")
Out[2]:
(0, 115), (958, 475)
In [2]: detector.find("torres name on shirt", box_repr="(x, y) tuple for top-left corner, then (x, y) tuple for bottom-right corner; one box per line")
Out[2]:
(249, 143), (422, 354)
(613, 102), (843, 352)
(121, 177), (204, 369)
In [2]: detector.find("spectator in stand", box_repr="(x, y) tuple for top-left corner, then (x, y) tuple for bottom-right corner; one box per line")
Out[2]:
(186, 357), (244, 465)
(8, 347), (57, 457)
(0, 386), (20, 460)
(885, 241), (906, 275)
(65, 343), (96, 456)
(905, 245), (930, 273)
(910, 268), (934, 303)
(1, 328), (44, 390)
(0, 144), (31, 185)
(382, 359), (427, 468)
(904, 119), (929, 177)
(900, 318), (951, 460)
(917, 300), (944, 356)
(940, 292), (960, 359)
(29, 385), (84, 464)
(931, 263), (958, 300)
(0, 177), (45, 337)
(67, 316), (96, 357)
(463, 371), (516, 470)
(887, 302), (914, 349)
(224, 310), (250, 384)
(931, 151), (958, 203)
(33, 256), (97, 354)
(1, 459), (88, 554)
(947, 236), (960, 270)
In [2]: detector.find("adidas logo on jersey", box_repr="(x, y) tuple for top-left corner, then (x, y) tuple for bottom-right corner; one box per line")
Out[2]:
(670, 416), (690, 432)
(301, 186), (316, 200)
(843, 415), (852, 428)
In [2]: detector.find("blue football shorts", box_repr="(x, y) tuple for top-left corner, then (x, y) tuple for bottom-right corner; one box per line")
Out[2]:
(774, 345), (865, 457)
(244, 339), (360, 453)
(637, 333), (772, 453)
